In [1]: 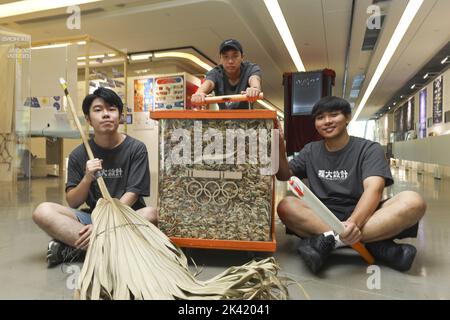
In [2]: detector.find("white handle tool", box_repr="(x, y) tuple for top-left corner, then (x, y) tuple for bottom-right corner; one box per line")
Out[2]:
(288, 176), (374, 264)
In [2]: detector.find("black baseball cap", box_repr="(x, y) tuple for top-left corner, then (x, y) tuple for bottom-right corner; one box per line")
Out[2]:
(219, 39), (243, 54)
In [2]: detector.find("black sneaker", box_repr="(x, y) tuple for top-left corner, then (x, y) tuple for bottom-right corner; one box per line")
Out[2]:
(46, 239), (85, 268)
(297, 234), (335, 274)
(366, 240), (417, 271)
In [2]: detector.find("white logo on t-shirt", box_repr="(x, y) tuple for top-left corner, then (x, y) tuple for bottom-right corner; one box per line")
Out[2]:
(97, 168), (123, 179)
(318, 169), (348, 181)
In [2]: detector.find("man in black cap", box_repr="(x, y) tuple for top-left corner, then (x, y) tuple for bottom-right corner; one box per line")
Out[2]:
(191, 39), (262, 109)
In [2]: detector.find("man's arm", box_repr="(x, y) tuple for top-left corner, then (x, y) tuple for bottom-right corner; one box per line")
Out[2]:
(276, 139), (293, 181)
(191, 80), (215, 105)
(339, 176), (385, 245)
(66, 176), (93, 208)
(243, 75), (261, 102)
(66, 158), (103, 208)
(347, 176), (385, 228)
(124, 145), (150, 206)
(248, 75), (261, 89)
(120, 192), (139, 207)
(275, 123), (294, 181)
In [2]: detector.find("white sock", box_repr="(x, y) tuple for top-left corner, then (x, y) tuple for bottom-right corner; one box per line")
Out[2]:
(323, 231), (334, 237)
(334, 235), (347, 249)
(322, 231), (347, 249)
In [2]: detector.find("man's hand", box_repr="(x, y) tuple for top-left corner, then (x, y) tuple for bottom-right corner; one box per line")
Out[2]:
(339, 221), (361, 245)
(85, 158), (102, 182)
(191, 92), (207, 106)
(75, 224), (93, 250)
(242, 87), (261, 102)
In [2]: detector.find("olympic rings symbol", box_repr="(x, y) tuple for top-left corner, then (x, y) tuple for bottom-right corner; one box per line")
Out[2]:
(186, 180), (239, 206)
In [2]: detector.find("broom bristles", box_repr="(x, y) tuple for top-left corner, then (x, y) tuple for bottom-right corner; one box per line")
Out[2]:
(77, 198), (290, 300)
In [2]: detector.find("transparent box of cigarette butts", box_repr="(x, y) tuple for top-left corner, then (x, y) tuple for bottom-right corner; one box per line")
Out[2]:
(152, 110), (277, 251)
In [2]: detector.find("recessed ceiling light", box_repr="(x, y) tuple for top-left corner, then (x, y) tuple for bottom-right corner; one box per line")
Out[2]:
(129, 53), (153, 61)
(264, 0), (306, 71)
(0, 0), (102, 19)
(423, 72), (438, 79)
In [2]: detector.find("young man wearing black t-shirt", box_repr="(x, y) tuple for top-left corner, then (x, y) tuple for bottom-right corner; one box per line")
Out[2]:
(276, 96), (426, 273)
(191, 39), (261, 109)
(32, 88), (157, 267)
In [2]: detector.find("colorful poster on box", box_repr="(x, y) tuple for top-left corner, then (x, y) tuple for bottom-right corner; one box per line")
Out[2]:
(154, 75), (184, 110)
(134, 78), (154, 112)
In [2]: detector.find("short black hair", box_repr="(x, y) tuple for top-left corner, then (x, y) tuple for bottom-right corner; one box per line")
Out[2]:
(81, 87), (123, 116)
(311, 96), (352, 119)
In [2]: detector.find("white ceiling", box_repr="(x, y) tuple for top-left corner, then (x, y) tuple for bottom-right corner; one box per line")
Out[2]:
(1, 0), (450, 120)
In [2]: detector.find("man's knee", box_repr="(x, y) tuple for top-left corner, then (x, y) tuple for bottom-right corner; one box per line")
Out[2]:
(277, 197), (293, 222)
(141, 207), (158, 225)
(394, 191), (427, 223)
(277, 196), (303, 223)
(401, 191), (426, 219)
(32, 202), (55, 225)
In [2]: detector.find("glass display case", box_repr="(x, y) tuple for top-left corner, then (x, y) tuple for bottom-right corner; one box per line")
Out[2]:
(0, 27), (31, 183)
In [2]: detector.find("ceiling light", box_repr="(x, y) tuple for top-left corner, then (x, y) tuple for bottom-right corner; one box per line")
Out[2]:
(0, 0), (102, 19)
(77, 57), (123, 67)
(351, 0), (424, 122)
(77, 54), (109, 60)
(134, 69), (151, 74)
(89, 54), (105, 59)
(153, 52), (213, 71)
(411, 83), (424, 90)
(129, 53), (153, 61)
(441, 56), (449, 64)
(423, 72), (438, 79)
(77, 41), (86, 45)
(263, 0), (306, 71)
(31, 43), (69, 50)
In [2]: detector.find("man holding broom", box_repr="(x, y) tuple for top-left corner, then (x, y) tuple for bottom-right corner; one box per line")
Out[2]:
(276, 96), (426, 274)
(33, 87), (157, 268)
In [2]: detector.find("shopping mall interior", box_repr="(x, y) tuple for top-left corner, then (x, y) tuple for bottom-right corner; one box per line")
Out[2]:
(0, 0), (449, 300)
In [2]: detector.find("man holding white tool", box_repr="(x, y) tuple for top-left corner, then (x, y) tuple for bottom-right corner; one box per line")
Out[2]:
(276, 96), (426, 273)
(191, 39), (262, 109)
(33, 88), (158, 267)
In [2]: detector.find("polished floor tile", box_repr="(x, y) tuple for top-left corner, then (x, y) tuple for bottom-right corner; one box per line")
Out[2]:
(0, 167), (448, 299)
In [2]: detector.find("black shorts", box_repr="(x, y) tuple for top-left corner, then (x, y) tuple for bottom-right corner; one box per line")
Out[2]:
(285, 198), (419, 239)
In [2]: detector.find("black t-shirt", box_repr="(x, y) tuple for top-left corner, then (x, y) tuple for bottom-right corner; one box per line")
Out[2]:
(289, 136), (393, 219)
(205, 61), (261, 110)
(66, 135), (150, 212)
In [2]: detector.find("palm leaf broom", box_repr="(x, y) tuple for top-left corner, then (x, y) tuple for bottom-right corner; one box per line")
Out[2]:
(59, 78), (290, 300)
